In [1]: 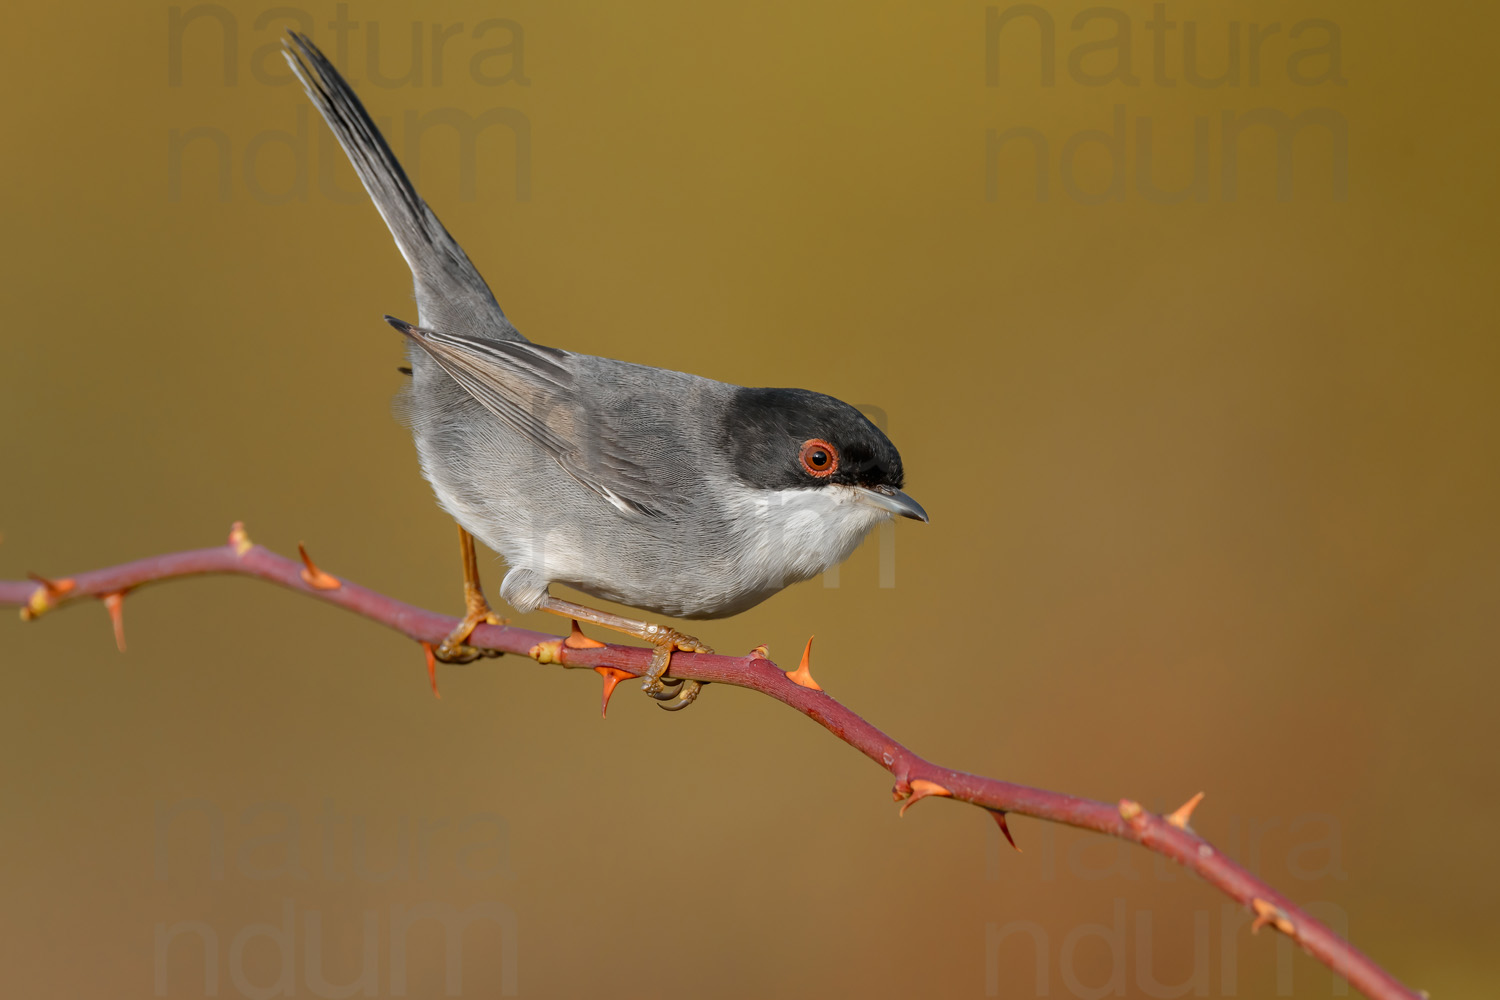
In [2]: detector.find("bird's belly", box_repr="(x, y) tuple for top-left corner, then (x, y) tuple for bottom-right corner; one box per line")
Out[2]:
(435, 477), (882, 618)
(555, 485), (889, 619)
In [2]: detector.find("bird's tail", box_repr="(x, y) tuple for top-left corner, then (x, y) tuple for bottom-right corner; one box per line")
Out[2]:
(282, 31), (514, 334)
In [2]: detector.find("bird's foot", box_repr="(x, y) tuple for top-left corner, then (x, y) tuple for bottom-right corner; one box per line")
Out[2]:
(434, 599), (507, 664)
(640, 628), (711, 711)
(431, 525), (507, 664)
(648, 674), (704, 711)
(535, 597), (712, 711)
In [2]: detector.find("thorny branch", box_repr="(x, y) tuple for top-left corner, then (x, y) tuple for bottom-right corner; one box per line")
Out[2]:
(1, 523), (1422, 1000)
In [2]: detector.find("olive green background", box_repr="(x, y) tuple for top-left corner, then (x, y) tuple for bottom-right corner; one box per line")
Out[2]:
(2, 2), (1496, 997)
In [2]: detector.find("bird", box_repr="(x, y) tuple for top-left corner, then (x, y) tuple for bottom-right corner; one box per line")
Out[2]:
(282, 32), (927, 709)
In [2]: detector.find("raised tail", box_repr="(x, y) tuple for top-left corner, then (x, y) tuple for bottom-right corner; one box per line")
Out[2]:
(282, 31), (522, 341)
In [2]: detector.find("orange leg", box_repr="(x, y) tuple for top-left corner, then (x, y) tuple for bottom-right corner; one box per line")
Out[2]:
(537, 596), (710, 711)
(434, 526), (506, 663)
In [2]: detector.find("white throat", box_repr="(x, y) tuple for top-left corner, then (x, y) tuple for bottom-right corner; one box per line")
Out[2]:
(722, 483), (891, 595)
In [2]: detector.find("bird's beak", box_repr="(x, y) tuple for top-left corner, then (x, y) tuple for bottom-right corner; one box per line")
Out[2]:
(854, 486), (929, 523)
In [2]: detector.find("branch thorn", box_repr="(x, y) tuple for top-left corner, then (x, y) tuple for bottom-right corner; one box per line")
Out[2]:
(986, 809), (1021, 852)
(899, 778), (953, 817)
(593, 666), (632, 718)
(420, 642), (441, 698)
(1250, 897), (1296, 937)
(228, 521), (253, 556)
(102, 591), (128, 652)
(785, 635), (822, 691)
(20, 572), (76, 620)
(1166, 791), (1205, 831)
(564, 620), (606, 650)
(296, 543), (342, 590)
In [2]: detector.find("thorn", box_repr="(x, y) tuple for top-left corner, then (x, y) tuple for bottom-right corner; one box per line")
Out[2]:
(564, 620), (606, 650)
(1250, 898), (1296, 937)
(594, 666), (632, 718)
(784, 635), (822, 691)
(228, 521), (253, 556)
(296, 543), (342, 590)
(421, 642), (441, 698)
(1166, 791), (1205, 831)
(20, 573), (76, 621)
(27, 572), (75, 595)
(102, 592), (128, 652)
(988, 809), (1021, 852)
(898, 778), (953, 817)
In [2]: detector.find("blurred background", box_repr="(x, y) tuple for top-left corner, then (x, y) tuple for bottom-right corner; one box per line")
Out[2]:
(2, 1), (1496, 996)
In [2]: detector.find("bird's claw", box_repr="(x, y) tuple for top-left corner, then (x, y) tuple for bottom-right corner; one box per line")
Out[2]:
(652, 678), (704, 711)
(639, 629), (710, 710)
(433, 642), (498, 665)
(434, 609), (506, 664)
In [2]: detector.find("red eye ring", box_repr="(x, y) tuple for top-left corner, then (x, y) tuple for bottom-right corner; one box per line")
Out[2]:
(799, 439), (839, 477)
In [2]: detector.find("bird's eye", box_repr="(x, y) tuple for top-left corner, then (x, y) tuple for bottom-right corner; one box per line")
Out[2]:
(799, 439), (839, 477)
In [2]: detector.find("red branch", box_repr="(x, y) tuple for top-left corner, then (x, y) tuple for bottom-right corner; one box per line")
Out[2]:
(1, 525), (1421, 1000)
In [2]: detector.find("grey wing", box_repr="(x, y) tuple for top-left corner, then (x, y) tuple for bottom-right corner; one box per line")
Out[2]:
(385, 318), (692, 517)
(283, 32), (522, 343)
